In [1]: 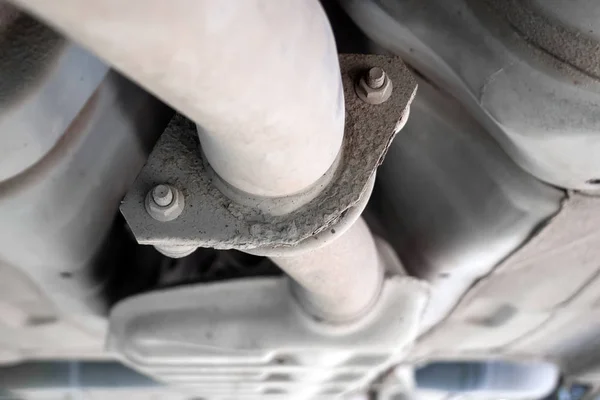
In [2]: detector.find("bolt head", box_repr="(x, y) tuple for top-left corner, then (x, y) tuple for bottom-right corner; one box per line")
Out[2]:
(355, 68), (393, 105)
(146, 184), (184, 222)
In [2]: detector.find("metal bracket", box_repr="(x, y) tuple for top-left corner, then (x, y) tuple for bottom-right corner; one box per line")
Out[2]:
(120, 54), (416, 250)
(108, 275), (429, 398)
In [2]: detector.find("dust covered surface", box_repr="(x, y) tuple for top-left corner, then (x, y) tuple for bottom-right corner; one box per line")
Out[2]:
(483, 0), (600, 80)
(121, 54), (417, 250)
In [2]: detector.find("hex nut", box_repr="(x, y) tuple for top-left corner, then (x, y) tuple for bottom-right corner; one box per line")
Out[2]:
(145, 184), (184, 222)
(355, 68), (393, 105)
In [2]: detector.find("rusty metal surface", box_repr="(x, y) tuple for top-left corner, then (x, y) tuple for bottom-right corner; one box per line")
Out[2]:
(120, 54), (417, 250)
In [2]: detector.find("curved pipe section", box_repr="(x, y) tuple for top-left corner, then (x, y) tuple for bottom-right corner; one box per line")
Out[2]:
(11, 0), (345, 197)
(12, 0), (385, 324)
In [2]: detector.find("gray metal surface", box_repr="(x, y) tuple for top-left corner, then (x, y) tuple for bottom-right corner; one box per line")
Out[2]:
(370, 77), (563, 333)
(414, 361), (558, 398)
(0, 362), (192, 400)
(341, 0), (600, 191)
(0, 1), (109, 182)
(529, 0), (600, 44)
(0, 361), (158, 390)
(120, 54), (416, 251)
(0, 67), (170, 326)
(0, 21), (172, 360)
(108, 275), (428, 399)
(483, 0), (600, 79)
(405, 193), (600, 379)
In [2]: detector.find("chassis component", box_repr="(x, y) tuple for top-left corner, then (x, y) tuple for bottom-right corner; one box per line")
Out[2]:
(7, 0), (600, 398)
(110, 52), (424, 398)
(341, 0), (600, 192)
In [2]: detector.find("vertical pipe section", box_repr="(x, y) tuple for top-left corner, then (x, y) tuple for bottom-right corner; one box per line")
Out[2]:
(272, 218), (383, 323)
(13, 0), (384, 322)
(11, 0), (345, 197)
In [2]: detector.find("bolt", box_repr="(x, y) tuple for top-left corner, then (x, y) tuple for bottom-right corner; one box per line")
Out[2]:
(355, 66), (393, 105)
(145, 184), (185, 222)
(152, 184), (174, 206)
(366, 67), (386, 89)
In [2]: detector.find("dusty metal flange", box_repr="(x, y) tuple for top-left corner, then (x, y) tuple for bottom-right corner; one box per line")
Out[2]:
(120, 54), (417, 250)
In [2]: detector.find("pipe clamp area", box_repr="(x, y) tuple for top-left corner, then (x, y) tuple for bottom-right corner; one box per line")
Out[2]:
(120, 55), (417, 252)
